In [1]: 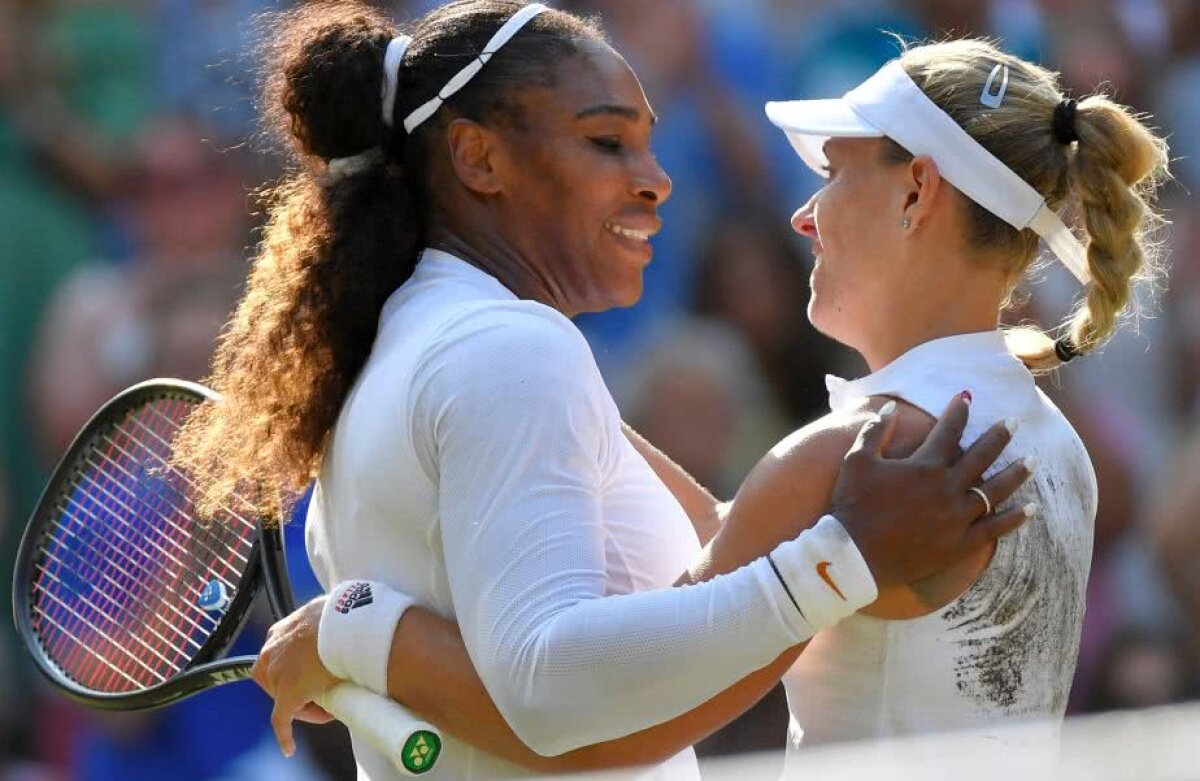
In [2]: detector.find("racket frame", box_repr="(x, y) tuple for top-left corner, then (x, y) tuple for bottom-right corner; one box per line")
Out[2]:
(12, 379), (265, 711)
(12, 378), (445, 775)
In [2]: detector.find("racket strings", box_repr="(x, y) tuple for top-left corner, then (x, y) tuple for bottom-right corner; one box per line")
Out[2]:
(35, 483), (233, 688)
(32, 519), (212, 690)
(36, 506), (213, 641)
(33, 420), (196, 689)
(38, 494), (234, 687)
(32, 439), (234, 691)
(74, 441), (247, 578)
(30, 576), (172, 683)
(30, 599), (145, 688)
(31, 563), (199, 679)
(130, 402), (262, 527)
(29, 395), (259, 693)
(47, 416), (234, 617)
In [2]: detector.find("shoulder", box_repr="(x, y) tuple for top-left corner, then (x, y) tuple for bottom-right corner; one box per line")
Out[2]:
(738, 397), (935, 528)
(696, 396), (933, 579)
(434, 300), (593, 370)
(763, 396), (933, 476)
(413, 300), (608, 424)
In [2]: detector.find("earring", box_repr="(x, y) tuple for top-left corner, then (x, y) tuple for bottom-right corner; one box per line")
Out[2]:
(901, 217), (912, 230)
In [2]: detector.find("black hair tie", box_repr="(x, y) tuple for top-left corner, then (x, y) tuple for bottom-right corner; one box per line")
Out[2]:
(1053, 98), (1078, 145)
(1054, 336), (1078, 363)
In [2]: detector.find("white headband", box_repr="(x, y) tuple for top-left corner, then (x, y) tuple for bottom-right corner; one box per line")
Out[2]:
(402, 2), (548, 134)
(329, 4), (547, 178)
(765, 60), (1091, 285)
(381, 35), (413, 127)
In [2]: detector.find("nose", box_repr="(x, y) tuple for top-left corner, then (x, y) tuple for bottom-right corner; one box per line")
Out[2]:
(791, 193), (818, 239)
(631, 152), (672, 204)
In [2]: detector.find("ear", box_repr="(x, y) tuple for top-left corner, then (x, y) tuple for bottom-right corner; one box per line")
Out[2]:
(445, 118), (503, 195)
(900, 155), (943, 235)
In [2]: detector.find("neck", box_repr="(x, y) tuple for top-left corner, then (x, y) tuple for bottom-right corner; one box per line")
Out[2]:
(427, 227), (574, 316)
(858, 269), (1006, 373)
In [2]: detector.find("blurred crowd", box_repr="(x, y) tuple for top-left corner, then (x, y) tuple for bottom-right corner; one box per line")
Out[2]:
(1, 0), (1198, 778)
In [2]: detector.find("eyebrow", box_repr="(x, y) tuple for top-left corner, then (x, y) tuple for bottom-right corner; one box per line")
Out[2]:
(575, 104), (658, 126)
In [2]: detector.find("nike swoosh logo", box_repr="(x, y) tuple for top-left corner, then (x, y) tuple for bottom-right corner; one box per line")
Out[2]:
(816, 561), (847, 601)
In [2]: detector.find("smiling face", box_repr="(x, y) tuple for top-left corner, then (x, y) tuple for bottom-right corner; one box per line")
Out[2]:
(790, 137), (912, 352)
(488, 39), (672, 315)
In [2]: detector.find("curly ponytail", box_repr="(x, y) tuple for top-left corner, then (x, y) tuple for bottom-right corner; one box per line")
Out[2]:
(173, 3), (421, 517)
(173, 1), (603, 518)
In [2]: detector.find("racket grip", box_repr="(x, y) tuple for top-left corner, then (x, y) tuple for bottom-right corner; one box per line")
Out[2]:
(316, 682), (443, 775)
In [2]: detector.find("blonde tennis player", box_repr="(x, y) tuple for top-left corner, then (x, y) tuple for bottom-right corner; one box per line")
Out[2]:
(179, 3), (1043, 778)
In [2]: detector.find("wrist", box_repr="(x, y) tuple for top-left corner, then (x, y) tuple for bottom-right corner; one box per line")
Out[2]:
(767, 515), (878, 631)
(318, 580), (415, 696)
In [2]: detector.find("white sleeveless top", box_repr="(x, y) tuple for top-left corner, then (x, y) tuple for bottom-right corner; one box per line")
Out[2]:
(783, 331), (1096, 765)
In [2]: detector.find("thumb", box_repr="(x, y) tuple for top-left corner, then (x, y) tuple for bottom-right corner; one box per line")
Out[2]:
(295, 702), (335, 724)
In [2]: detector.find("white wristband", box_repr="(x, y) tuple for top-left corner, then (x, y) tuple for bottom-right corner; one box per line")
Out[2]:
(318, 580), (416, 696)
(767, 515), (878, 632)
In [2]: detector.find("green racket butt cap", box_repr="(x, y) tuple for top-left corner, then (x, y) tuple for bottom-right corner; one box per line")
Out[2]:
(401, 730), (442, 774)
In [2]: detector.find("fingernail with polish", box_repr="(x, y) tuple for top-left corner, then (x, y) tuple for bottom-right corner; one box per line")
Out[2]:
(1004, 417), (1020, 435)
(1023, 455), (1038, 472)
(960, 390), (973, 404)
(1022, 502), (1038, 517)
(879, 400), (897, 417)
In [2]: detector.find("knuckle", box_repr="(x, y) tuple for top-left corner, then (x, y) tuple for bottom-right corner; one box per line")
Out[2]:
(916, 462), (944, 484)
(265, 661), (287, 689)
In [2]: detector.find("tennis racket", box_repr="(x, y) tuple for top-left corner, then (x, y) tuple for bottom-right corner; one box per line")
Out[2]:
(12, 378), (443, 775)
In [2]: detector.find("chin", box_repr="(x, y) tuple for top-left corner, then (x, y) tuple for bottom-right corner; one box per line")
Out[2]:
(807, 300), (854, 349)
(615, 284), (644, 309)
(606, 275), (645, 310)
(807, 297), (833, 337)
(574, 284), (643, 316)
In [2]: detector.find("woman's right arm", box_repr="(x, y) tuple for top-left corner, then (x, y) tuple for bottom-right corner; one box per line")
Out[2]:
(415, 309), (820, 758)
(385, 606), (800, 772)
(390, 348), (877, 770)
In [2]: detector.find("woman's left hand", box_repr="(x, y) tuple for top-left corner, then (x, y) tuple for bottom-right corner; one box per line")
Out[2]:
(251, 596), (340, 757)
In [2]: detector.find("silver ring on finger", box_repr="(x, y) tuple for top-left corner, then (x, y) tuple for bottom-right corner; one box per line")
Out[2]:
(968, 486), (993, 516)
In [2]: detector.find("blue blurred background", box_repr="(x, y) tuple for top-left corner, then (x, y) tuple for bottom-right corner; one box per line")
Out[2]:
(2, 0), (1198, 778)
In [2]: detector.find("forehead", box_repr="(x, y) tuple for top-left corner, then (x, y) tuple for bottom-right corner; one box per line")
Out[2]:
(516, 39), (653, 124)
(824, 136), (887, 161)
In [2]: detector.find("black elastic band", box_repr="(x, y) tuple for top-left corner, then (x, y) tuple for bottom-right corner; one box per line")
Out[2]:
(1054, 336), (1078, 363)
(1053, 98), (1079, 145)
(766, 553), (807, 621)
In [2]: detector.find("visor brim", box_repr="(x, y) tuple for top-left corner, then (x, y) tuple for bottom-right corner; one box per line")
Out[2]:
(765, 99), (884, 175)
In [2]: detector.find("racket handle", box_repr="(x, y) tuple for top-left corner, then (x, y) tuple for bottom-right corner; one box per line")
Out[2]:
(316, 682), (443, 775)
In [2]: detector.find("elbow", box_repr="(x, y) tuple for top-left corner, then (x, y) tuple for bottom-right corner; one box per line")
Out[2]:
(494, 699), (586, 758)
(534, 736), (688, 774)
(487, 675), (611, 759)
(481, 633), (687, 766)
(481, 638), (597, 757)
(496, 696), (686, 770)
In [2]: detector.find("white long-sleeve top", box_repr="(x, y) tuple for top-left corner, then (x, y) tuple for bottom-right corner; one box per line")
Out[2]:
(306, 250), (808, 780)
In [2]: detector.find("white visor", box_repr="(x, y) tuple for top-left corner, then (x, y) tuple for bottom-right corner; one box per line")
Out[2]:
(766, 60), (1091, 286)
